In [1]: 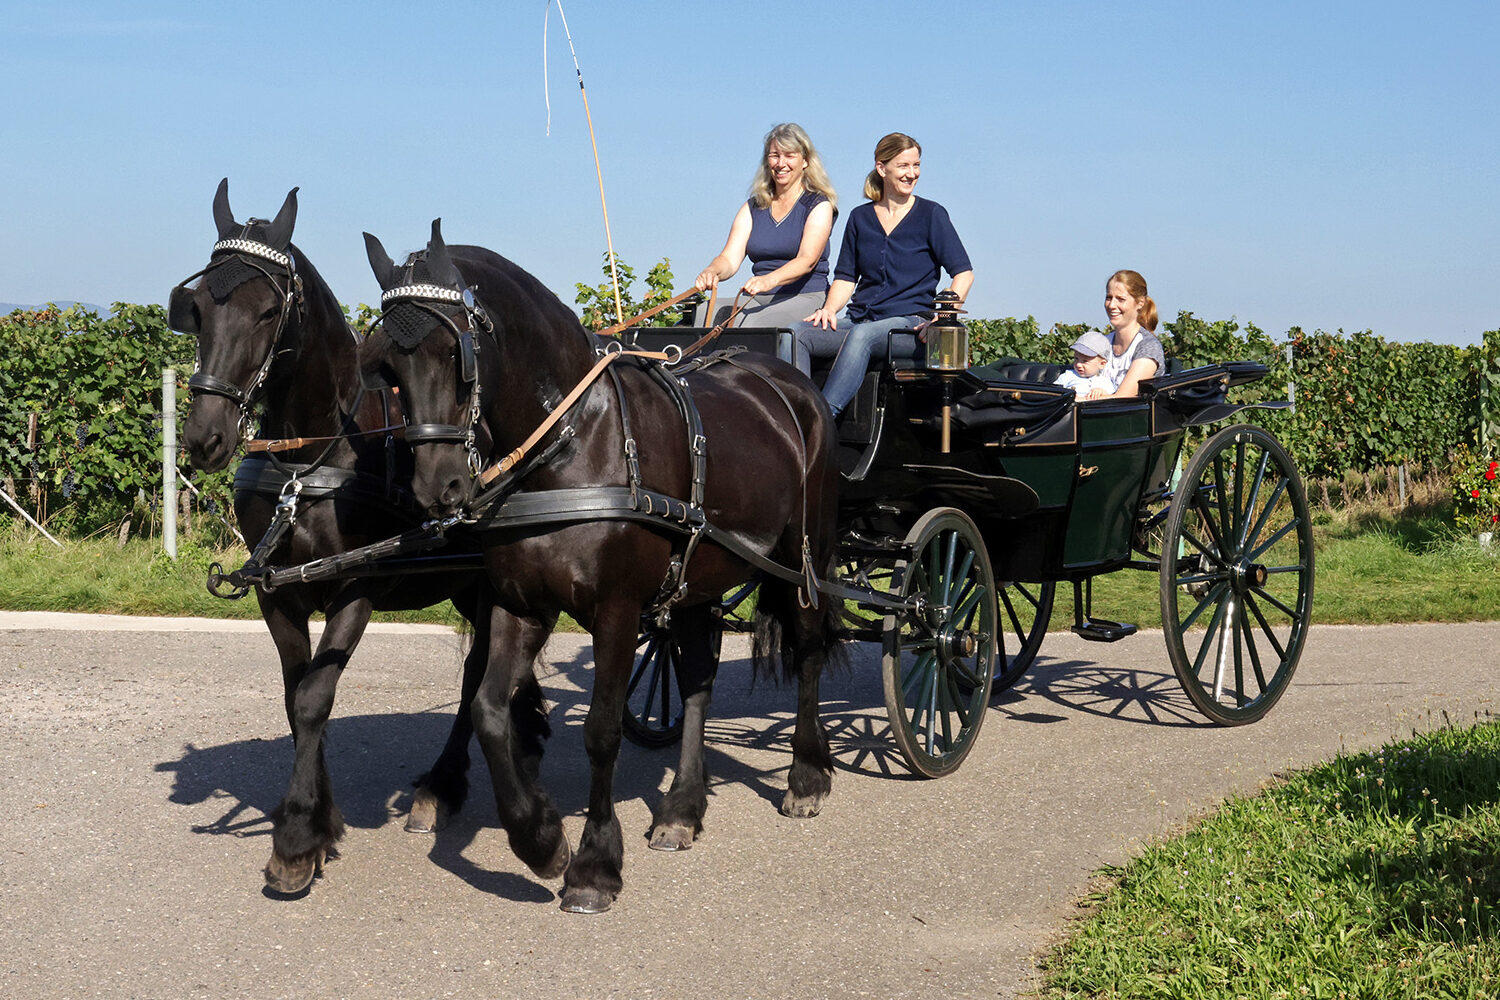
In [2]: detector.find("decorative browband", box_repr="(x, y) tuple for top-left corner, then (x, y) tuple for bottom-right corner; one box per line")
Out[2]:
(211, 238), (292, 269)
(381, 284), (466, 306)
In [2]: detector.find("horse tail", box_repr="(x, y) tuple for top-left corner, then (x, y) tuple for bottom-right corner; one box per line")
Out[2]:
(750, 575), (848, 685)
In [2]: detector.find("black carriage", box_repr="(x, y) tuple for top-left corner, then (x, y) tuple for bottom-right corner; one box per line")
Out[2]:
(622, 307), (1313, 777)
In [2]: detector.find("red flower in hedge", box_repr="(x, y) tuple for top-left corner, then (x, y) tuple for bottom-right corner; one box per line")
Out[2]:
(1474, 489), (1484, 498)
(1488, 469), (1498, 481)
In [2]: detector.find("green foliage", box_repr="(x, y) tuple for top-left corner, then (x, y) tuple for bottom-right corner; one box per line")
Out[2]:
(1283, 328), (1475, 480)
(1451, 444), (1500, 535)
(343, 302), (381, 338)
(0, 304), (234, 538)
(1481, 329), (1500, 447)
(574, 252), (684, 331)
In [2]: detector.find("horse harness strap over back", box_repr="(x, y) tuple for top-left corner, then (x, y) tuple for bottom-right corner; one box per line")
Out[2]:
(465, 345), (823, 612)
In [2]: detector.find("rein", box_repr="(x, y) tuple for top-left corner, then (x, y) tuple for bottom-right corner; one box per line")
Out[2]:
(596, 285), (759, 359)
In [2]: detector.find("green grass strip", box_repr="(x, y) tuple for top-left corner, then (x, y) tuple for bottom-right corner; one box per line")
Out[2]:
(1040, 719), (1500, 999)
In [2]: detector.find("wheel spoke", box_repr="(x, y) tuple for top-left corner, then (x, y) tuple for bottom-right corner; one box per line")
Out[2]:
(1189, 596), (1230, 683)
(1249, 517), (1300, 563)
(1240, 470), (1288, 554)
(1240, 601), (1269, 693)
(1191, 488), (1233, 562)
(1178, 519), (1225, 570)
(1231, 448), (1270, 550)
(627, 635), (661, 700)
(923, 660), (940, 753)
(1244, 592), (1291, 661)
(1178, 578), (1230, 632)
(1249, 582), (1301, 622)
(903, 647), (936, 699)
(655, 645), (674, 724)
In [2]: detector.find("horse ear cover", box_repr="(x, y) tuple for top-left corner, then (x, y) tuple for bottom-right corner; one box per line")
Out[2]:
(263, 187), (299, 249)
(363, 232), (397, 291)
(212, 178), (237, 240)
(426, 219), (463, 290)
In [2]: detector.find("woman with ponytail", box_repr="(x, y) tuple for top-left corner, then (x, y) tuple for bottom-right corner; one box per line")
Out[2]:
(1087, 269), (1167, 400)
(794, 132), (973, 417)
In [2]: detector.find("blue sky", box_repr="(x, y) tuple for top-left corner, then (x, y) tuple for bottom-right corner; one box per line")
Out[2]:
(3, 0), (1495, 346)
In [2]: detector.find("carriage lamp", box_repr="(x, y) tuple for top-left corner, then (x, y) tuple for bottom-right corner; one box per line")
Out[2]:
(924, 290), (969, 373)
(924, 290), (969, 452)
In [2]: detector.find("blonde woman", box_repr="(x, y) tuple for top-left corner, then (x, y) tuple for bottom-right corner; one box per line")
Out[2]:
(794, 132), (973, 416)
(694, 122), (837, 328)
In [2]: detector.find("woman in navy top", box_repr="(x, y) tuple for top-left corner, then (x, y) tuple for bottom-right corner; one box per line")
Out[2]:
(795, 132), (973, 416)
(694, 123), (837, 329)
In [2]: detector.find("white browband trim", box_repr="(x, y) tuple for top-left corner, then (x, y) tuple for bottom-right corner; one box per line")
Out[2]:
(211, 238), (292, 269)
(381, 283), (465, 306)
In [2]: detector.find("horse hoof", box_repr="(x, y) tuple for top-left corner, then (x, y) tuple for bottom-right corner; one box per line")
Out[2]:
(404, 792), (445, 834)
(529, 835), (572, 880)
(780, 790), (825, 819)
(559, 886), (614, 914)
(648, 824), (695, 852)
(264, 848), (325, 896)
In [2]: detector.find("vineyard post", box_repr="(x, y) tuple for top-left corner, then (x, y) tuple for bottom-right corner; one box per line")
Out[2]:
(1286, 341), (1295, 411)
(162, 368), (177, 559)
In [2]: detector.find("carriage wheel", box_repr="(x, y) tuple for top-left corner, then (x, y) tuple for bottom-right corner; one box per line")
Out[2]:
(622, 585), (750, 749)
(1159, 424), (1314, 725)
(994, 581), (1054, 691)
(882, 508), (997, 777)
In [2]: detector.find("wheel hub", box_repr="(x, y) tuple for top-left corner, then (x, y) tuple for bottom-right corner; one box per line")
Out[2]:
(941, 628), (978, 660)
(1230, 558), (1268, 594)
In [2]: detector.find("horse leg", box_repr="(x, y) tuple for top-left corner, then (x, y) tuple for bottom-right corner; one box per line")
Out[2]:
(648, 603), (716, 851)
(407, 587), (488, 834)
(263, 590), (371, 895)
(559, 608), (638, 914)
(778, 586), (835, 819)
(469, 607), (569, 880)
(410, 589), (554, 834)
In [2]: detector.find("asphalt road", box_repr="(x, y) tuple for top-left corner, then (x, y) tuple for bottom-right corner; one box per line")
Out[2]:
(2, 612), (1496, 999)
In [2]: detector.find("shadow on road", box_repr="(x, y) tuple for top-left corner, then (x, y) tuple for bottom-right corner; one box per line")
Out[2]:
(998, 655), (1211, 728)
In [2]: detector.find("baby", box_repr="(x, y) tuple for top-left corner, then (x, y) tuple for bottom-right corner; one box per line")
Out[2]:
(1054, 331), (1114, 398)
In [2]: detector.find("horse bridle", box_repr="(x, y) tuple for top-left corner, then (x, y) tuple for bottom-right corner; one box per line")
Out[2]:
(170, 234), (303, 441)
(368, 281), (489, 478)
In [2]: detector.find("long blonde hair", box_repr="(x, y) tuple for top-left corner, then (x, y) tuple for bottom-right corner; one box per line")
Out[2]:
(748, 123), (837, 210)
(864, 132), (921, 201)
(1107, 269), (1159, 332)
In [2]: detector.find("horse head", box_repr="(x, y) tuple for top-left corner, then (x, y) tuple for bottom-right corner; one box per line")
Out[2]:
(172, 178), (301, 471)
(361, 219), (494, 518)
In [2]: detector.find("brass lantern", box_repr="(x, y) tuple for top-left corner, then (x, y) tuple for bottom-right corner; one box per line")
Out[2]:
(924, 290), (968, 452)
(924, 290), (969, 372)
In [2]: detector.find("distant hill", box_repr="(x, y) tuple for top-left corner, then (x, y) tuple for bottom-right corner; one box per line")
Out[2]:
(1, 301), (109, 315)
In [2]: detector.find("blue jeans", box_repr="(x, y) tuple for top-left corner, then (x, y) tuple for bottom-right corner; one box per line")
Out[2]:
(793, 314), (925, 415)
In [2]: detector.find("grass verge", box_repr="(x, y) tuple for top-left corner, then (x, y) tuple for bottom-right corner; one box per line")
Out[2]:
(1039, 717), (1500, 999)
(1, 503), (1494, 628)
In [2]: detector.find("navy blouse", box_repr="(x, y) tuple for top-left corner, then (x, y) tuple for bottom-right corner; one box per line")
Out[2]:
(833, 197), (971, 323)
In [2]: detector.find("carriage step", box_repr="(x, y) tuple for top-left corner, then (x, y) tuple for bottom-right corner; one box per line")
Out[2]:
(1070, 619), (1138, 642)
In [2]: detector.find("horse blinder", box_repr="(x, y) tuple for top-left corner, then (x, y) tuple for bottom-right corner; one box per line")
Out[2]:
(168, 284), (199, 334)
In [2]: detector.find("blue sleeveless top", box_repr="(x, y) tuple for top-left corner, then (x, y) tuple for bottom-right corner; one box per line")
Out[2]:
(745, 191), (833, 297)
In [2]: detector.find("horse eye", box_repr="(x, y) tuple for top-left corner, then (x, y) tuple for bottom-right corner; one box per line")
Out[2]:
(258, 306), (280, 324)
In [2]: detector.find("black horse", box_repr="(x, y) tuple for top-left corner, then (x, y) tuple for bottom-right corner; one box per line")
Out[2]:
(358, 222), (844, 913)
(171, 181), (550, 896)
